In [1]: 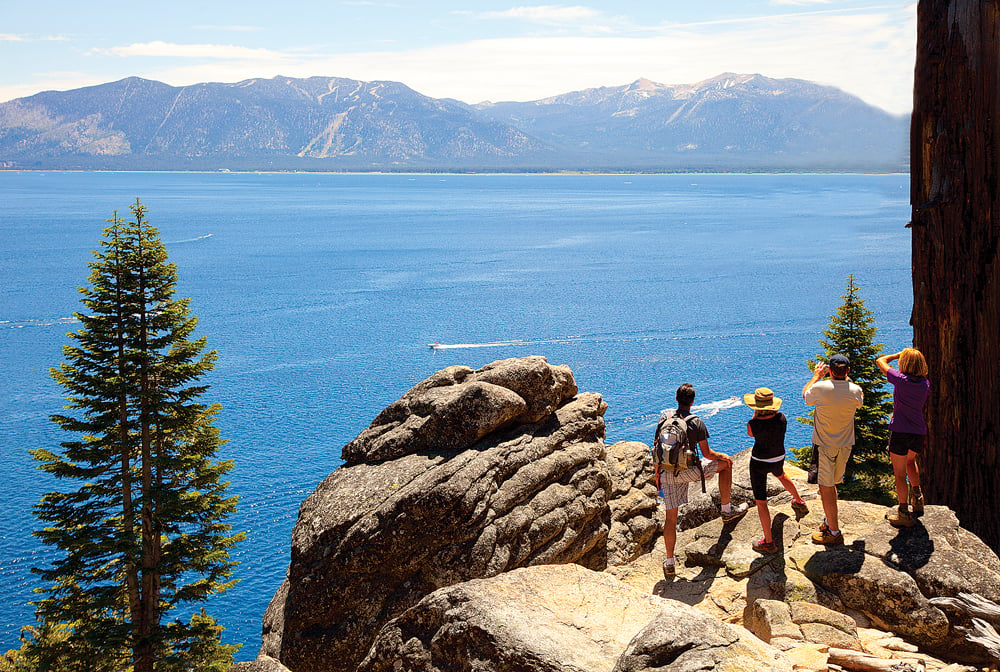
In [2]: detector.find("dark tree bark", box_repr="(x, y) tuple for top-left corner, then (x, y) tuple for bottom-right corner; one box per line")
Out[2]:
(911, 0), (1000, 552)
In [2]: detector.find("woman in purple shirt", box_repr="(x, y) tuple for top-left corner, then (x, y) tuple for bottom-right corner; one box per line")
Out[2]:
(876, 348), (930, 528)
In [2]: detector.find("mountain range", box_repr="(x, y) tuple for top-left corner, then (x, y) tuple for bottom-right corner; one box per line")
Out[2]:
(0, 73), (909, 172)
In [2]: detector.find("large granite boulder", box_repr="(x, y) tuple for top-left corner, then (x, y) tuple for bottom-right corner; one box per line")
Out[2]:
(341, 357), (577, 464)
(261, 357), (661, 672)
(357, 563), (791, 672)
(605, 441), (662, 566)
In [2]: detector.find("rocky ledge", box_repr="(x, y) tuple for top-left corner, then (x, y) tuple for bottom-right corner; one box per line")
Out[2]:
(234, 357), (1000, 672)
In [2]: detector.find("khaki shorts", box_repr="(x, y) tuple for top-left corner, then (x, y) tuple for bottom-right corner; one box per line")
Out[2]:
(816, 444), (852, 487)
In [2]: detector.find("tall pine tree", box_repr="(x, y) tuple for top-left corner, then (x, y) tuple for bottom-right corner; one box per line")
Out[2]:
(806, 275), (894, 500)
(30, 199), (242, 671)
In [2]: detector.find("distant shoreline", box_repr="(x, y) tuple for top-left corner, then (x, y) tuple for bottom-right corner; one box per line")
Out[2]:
(0, 168), (911, 176)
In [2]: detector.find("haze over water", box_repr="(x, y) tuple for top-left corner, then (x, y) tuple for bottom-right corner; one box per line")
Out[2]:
(0, 171), (911, 659)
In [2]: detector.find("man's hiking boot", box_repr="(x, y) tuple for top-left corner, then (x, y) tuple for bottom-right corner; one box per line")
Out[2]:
(887, 508), (916, 528)
(662, 560), (676, 580)
(791, 499), (809, 516)
(812, 526), (845, 545)
(721, 503), (749, 523)
(908, 486), (925, 515)
(752, 539), (778, 554)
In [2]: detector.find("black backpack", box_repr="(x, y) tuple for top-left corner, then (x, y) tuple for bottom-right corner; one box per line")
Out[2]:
(653, 412), (706, 492)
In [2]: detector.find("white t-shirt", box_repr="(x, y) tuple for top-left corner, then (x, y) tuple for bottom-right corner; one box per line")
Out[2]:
(803, 379), (864, 448)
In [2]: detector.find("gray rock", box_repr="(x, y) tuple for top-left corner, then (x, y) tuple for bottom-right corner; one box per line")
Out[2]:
(358, 564), (671, 672)
(780, 498), (996, 661)
(612, 597), (794, 672)
(606, 441), (661, 566)
(470, 356), (578, 423)
(743, 599), (803, 646)
(228, 656), (293, 672)
(682, 501), (803, 579)
(674, 490), (1000, 665)
(265, 358), (613, 672)
(342, 356), (578, 464)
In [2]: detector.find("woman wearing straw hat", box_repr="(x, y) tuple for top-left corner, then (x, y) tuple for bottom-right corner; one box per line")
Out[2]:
(745, 387), (809, 554)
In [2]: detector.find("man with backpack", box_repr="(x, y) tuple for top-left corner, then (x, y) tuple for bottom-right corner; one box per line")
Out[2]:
(653, 383), (748, 579)
(802, 354), (864, 545)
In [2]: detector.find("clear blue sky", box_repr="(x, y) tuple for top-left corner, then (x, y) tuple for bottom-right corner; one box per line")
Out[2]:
(2, 1), (915, 113)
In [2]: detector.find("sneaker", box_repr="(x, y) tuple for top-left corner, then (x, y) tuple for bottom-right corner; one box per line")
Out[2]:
(662, 560), (676, 579)
(812, 527), (845, 545)
(721, 503), (749, 523)
(791, 500), (809, 516)
(908, 486), (925, 515)
(752, 539), (779, 554)
(887, 509), (916, 528)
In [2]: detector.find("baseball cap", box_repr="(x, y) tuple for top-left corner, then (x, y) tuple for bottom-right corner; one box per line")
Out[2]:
(829, 354), (850, 368)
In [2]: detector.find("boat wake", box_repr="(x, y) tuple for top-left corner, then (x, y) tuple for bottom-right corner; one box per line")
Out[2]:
(428, 333), (652, 350)
(691, 396), (744, 418)
(429, 340), (529, 350)
(168, 234), (214, 244)
(2, 317), (80, 329)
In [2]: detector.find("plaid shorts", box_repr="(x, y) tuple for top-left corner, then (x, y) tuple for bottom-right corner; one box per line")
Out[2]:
(659, 458), (720, 510)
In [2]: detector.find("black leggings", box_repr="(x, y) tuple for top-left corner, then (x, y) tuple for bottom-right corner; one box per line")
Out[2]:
(750, 458), (786, 501)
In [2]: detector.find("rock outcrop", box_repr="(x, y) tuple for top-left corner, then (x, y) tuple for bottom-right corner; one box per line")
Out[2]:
(357, 563), (792, 672)
(245, 357), (1000, 672)
(261, 357), (662, 672)
(610, 488), (1000, 666)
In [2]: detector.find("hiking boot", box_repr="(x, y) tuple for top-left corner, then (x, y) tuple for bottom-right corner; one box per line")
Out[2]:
(887, 509), (915, 528)
(791, 499), (809, 516)
(662, 560), (676, 580)
(812, 527), (845, 545)
(908, 486), (925, 515)
(752, 539), (779, 554)
(721, 503), (749, 523)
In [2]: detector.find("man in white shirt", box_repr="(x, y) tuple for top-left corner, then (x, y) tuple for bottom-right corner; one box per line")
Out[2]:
(802, 354), (864, 545)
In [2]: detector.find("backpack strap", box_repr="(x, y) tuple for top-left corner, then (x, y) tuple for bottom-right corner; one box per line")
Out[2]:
(653, 416), (669, 447)
(682, 413), (708, 493)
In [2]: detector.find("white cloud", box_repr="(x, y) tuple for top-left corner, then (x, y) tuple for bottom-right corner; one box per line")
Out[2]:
(192, 25), (263, 32)
(477, 5), (602, 22)
(770, 0), (832, 5)
(94, 41), (292, 62)
(0, 33), (66, 42)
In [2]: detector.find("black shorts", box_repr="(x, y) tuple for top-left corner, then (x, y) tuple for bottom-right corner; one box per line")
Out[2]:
(888, 431), (925, 456)
(749, 458), (785, 501)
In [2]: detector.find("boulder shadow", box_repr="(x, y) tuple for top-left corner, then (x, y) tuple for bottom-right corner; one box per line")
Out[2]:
(802, 538), (867, 577)
(884, 520), (934, 571)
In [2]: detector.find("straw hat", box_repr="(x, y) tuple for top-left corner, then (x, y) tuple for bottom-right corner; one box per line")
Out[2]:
(743, 387), (782, 411)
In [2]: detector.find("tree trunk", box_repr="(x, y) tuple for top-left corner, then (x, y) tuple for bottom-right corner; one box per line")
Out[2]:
(135, 223), (156, 672)
(910, 0), (1000, 553)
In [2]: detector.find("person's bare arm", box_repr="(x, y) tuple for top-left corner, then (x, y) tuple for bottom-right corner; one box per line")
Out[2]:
(700, 438), (731, 464)
(803, 362), (828, 400)
(877, 351), (902, 375)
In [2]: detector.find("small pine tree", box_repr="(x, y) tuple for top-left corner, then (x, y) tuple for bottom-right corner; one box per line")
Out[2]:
(30, 200), (243, 671)
(798, 275), (894, 502)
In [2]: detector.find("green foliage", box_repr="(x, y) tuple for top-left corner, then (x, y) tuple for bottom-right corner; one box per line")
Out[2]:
(798, 275), (894, 504)
(29, 200), (242, 671)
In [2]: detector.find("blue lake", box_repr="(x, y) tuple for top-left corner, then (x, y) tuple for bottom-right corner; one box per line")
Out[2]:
(0, 171), (912, 659)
